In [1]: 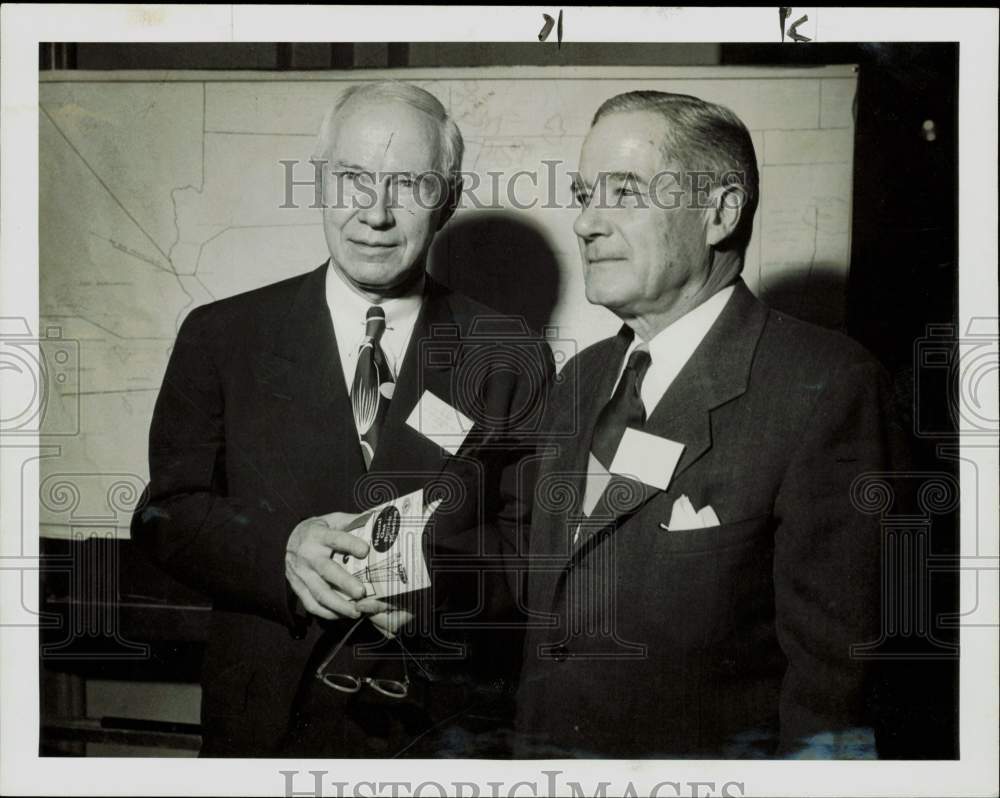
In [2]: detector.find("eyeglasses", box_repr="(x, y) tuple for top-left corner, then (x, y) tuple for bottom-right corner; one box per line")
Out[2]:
(314, 616), (431, 700)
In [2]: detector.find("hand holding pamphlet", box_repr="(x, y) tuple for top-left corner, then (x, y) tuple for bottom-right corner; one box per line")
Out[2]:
(335, 488), (437, 600)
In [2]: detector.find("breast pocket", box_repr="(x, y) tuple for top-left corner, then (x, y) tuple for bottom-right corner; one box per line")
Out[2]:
(655, 513), (772, 555)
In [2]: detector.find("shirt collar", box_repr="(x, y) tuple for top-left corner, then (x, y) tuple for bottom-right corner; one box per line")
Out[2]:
(324, 260), (426, 333)
(626, 284), (736, 365)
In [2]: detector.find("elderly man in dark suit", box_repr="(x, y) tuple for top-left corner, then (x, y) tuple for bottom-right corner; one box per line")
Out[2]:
(515, 90), (907, 758)
(131, 81), (552, 757)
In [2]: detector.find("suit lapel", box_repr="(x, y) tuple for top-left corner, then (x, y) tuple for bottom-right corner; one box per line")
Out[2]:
(530, 328), (629, 570)
(646, 280), (767, 475)
(568, 326), (633, 508)
(365, 276), (455, 494)
(253, 262), (367, 514)
(574, 281), (768, 554)
(527, 329), (626, 613)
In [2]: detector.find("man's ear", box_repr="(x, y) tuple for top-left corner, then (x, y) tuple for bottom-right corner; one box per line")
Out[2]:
(436, 176), (462, 231)
(704, 184), (745, 248)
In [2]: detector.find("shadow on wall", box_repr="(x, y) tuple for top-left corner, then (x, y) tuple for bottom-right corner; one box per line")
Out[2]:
(758, 266), (849, 332)
(431, 209), (851, 340)
(429, 210), (561, 335)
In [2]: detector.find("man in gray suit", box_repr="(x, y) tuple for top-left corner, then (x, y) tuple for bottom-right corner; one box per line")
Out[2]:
(515, 91), (907, 758)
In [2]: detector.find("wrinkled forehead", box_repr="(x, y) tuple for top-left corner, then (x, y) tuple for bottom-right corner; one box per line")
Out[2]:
(577, 110), (671, 184)
(329, 98), (442, 173)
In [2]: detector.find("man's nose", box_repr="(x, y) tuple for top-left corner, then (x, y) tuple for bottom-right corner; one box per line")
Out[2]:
(359, 176), (394, 228)
(573, 199), (610, 240)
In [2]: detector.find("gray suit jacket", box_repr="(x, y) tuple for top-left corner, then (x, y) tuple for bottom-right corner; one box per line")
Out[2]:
(515, 280), (908, 758)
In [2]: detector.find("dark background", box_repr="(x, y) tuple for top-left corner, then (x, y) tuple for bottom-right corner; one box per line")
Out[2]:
(40, 42), (960, 759)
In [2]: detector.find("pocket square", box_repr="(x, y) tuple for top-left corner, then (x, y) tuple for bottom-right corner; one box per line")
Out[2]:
(661, 494), (720, 531)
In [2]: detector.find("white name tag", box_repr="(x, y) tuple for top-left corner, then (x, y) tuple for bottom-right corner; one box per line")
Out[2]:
(609, 428), (685, 491)
(582, 453), (614, 517)
(405, 390), (474, 455)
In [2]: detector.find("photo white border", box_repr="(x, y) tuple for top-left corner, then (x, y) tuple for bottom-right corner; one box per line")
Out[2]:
(2, 6), (997, 797)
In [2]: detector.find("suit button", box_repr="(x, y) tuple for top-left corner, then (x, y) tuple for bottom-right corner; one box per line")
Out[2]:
(551, 645), (569, 662)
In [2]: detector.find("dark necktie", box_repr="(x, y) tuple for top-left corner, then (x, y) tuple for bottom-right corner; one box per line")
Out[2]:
(351, 306), (395, 469)
(590, 346), (652, 470)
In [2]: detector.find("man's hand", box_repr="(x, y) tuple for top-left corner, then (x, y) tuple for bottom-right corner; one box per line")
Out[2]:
(356, 597), (415, 638)
(285, 511), (372, 620)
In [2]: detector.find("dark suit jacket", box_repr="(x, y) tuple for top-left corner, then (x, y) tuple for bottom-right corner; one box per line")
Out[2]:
(131, 262), (552, 756)
(515, 280), (908, 758)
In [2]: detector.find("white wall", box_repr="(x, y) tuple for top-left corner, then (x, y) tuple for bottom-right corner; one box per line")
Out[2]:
(38, 65), (857, 538)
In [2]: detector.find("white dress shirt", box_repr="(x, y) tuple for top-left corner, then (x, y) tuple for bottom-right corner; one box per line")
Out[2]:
(578, 285), (736, 524)
(325, 262), (425, 395)
(611, 284), (735, 415)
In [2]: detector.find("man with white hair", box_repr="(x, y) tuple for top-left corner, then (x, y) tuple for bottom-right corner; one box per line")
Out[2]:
(132, 81), (552, 756)
(515, 90), (907, 758)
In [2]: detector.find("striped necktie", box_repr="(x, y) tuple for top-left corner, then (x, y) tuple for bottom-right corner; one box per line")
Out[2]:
(351, 306), (395, 468)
